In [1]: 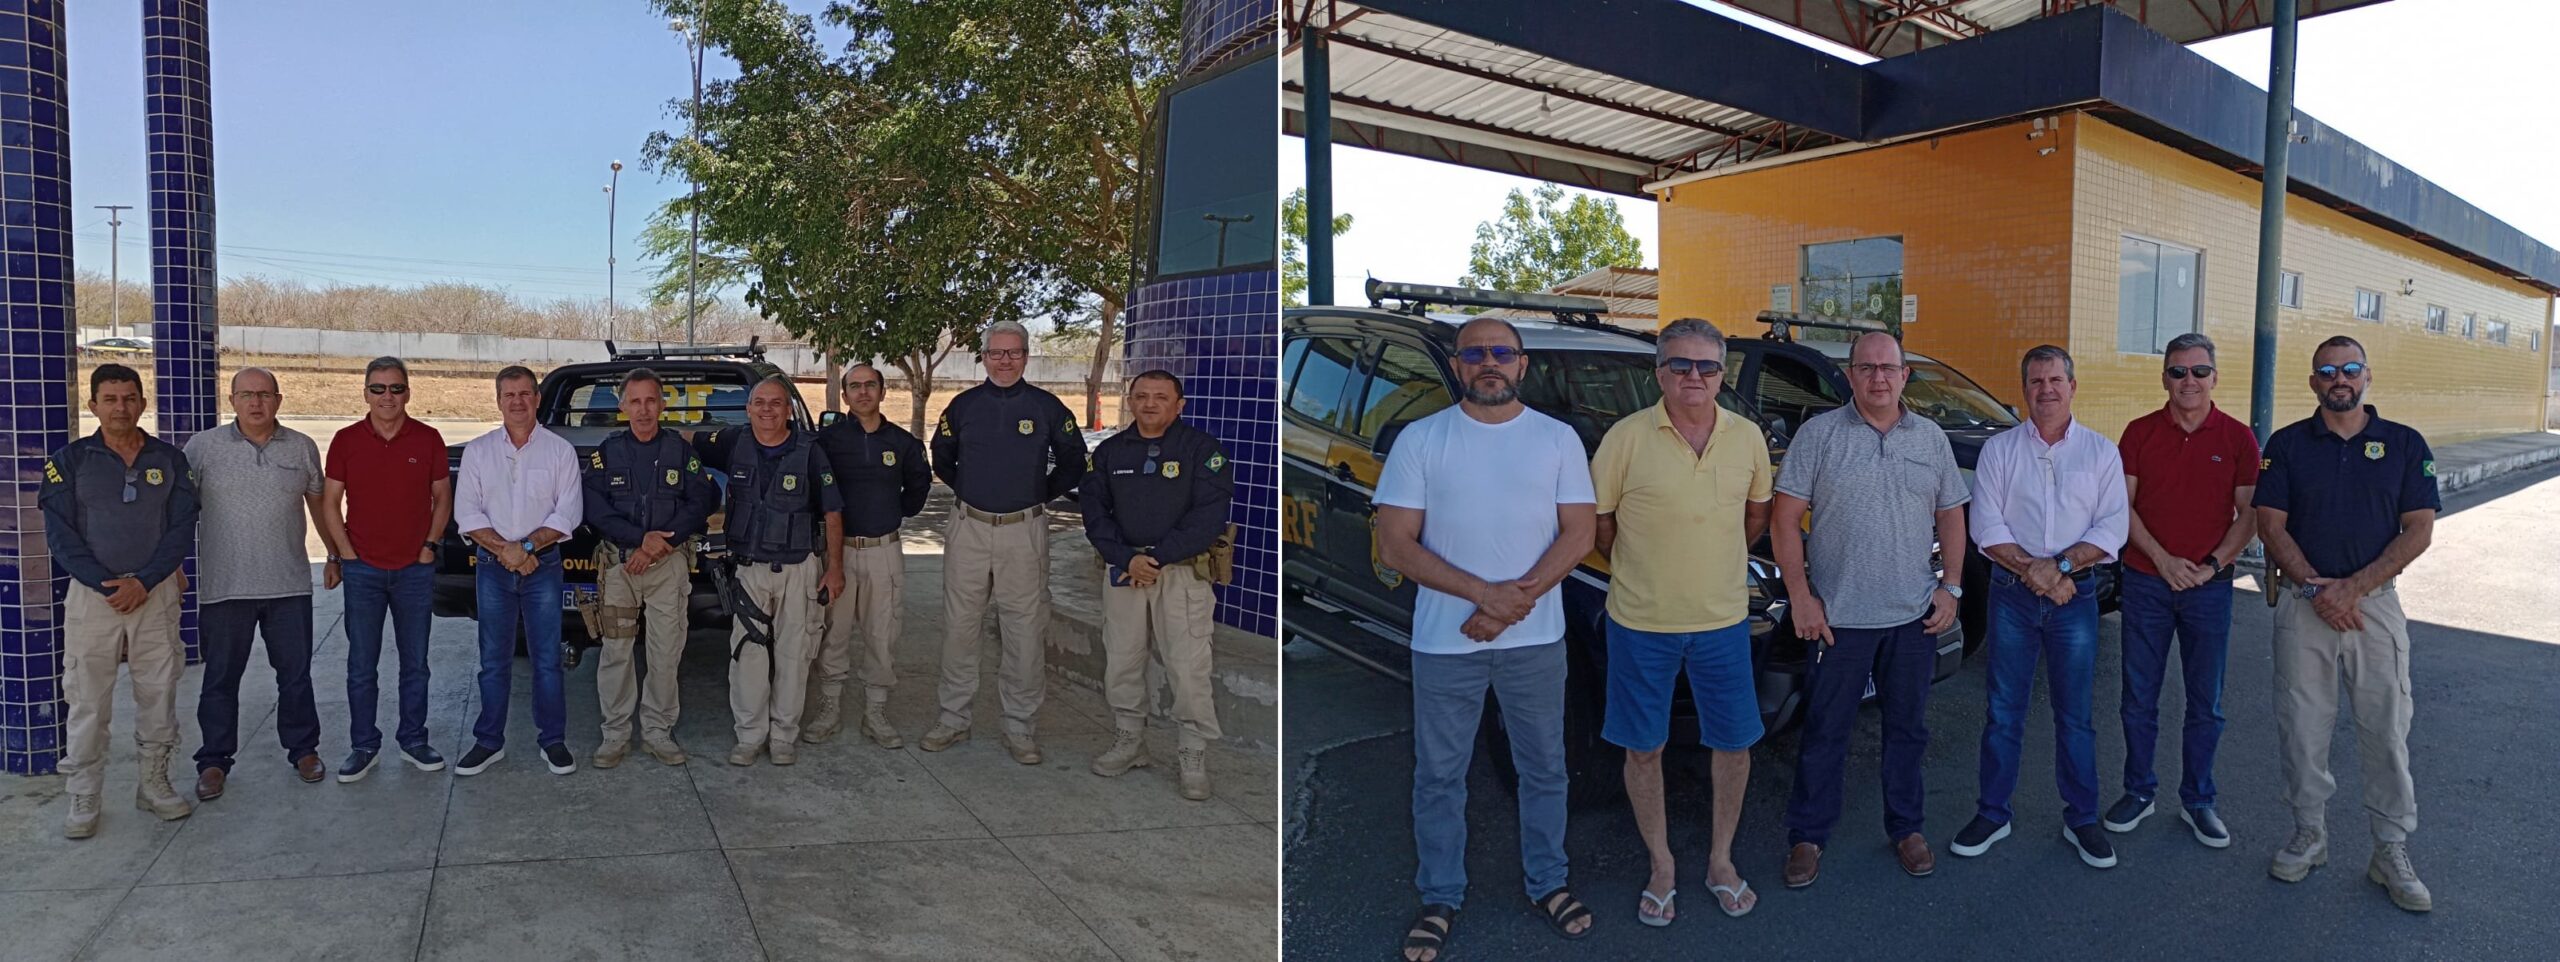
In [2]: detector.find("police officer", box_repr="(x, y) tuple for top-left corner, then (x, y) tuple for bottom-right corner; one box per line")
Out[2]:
(925, 320), (1087, 764)
(2254, 335), (2438, 913)
(42, 364), (200, 837)
(1080, 369), (1233, 801)
(583, 368), (718, 768)
(693, 376), (845, 767)
(805, 363), (931, 749)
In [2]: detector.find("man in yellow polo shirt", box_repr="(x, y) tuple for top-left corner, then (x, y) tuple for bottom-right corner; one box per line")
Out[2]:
(1590, 317), (1773, 925)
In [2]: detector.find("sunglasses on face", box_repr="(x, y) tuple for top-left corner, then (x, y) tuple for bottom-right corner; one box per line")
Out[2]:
(2166, 365), (2215, 380)
(1456, 345), (1521, 366)
(2313, 362), (2368, 381)
(366, 383), (411, 396)
(1659, 357), (1723, 377)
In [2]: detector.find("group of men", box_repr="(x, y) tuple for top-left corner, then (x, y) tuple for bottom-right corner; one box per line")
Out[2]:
(1389, 317), (2439, 962)
(41, 319), (1237, 840)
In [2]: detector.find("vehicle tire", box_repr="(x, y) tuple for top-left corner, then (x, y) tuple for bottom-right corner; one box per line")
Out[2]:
(1480, 638), (1621, 810)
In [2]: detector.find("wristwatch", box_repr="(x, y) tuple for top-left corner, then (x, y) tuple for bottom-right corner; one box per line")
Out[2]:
(520, 537), (538, 554)
(2054, 555), (2075, 575)
(2296, 582), (2323, 600)
(2201, 552), (2223, 571)
(1934, 581), (1963, 600)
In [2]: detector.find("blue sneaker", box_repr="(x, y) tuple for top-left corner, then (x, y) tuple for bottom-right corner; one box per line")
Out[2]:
(336, 750), (379, 784)
(2102, 793), (2155, 833)
(454, 745), (504, 776)
(401, 743), (446, 772)
(2182, 806), (2231, 849)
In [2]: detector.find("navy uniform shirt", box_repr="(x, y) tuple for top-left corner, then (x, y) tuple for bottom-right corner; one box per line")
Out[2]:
(931, 379), (1087, 514)
(692, 426), (843, 564)
(583, 426), (720, 551)
(815, 415), (931, 538)
(2252, 405), (2440, 578)
(1080, 420), (1235, 568)
(40, 431), (200, 593)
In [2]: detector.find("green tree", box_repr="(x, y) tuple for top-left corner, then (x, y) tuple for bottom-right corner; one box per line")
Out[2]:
(1282, 187), (1352, 307)
(1459, 183), (1643, 296)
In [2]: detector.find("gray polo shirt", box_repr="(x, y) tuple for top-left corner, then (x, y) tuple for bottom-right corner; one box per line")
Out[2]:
(1774, 405), (1970, 630)
(185, 422), (325, 603)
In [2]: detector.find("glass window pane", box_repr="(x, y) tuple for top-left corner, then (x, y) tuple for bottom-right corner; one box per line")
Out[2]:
(2156, 246), (2199, 352)
(1753, 353), (1846, 434)
(1152, 56), (1277, 277)
(1517, 350), (1662, 454)
(1284, 336), (1361, 427)
(1801, 237), (1904, 324)
(1352, 344), (1453, 441)
(2279, 270), (2301, 308)
(2118, 237), (2160, 354)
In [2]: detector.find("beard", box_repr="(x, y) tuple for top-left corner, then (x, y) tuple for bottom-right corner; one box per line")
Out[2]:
(2320, 385), (2362, 413)
(1464, 373), (1518, 406)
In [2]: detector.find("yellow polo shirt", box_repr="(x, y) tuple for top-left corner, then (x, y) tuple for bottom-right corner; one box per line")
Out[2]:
(1590, 402), (1774, 633)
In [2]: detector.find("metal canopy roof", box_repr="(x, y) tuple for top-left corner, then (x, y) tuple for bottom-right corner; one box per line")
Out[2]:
(1715, 0), (2394, 58)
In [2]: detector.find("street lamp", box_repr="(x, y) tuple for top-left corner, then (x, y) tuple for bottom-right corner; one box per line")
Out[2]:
(670, 17), (704, 346)
(606, 160), (622, 341)
(95, 204), (132, 337)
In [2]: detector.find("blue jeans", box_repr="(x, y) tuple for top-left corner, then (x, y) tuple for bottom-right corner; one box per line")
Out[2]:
(1786, 617), (1934, 847)
(472, 548), (568, 751)
(1412, 641), (1568, 910)
(1976, 568), (2100, 828)
(195, 595), (321, 773)
(2117, 568), (2232, 808)
(344, 560), (435, 754)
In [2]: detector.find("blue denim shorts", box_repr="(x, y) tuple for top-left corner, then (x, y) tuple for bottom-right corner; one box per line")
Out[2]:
(1602, 616), (1763, 752)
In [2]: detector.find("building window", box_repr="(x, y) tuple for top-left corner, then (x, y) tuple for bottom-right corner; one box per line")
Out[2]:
(2484, 318), (2509, 346)
(2279, 270), (2302, 309)
(2354, 288), (2384, 323)
(2463, 312), (2477, 338)
(2118, 235), (2202, 354)
(1800, 237), (1904, 327)
(2425, 305), (2447, 334)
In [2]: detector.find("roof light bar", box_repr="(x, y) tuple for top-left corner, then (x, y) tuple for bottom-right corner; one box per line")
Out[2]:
(1366, 278), (1610, 316)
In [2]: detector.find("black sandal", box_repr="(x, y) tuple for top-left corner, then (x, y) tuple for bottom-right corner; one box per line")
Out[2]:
(1401, 903), (1457, 961)
(1532, 887), (1594, 940)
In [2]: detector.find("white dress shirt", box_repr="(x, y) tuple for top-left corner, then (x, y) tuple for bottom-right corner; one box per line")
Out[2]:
(1970, 417), (2129, 562)
(454, 425), (584, 543)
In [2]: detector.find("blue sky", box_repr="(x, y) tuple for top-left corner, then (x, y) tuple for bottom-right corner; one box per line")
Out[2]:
(66, 1), (845, 303)
(1283, 0), (2560, 328)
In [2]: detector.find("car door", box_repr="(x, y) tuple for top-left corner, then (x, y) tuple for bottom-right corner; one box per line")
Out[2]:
(1279, 329), (1368, 595)
(1325, 335), (1457, 627)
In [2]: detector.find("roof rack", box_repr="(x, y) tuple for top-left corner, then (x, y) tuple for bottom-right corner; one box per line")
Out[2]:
(1755, 311), (1898, 343)
(1365, 278), (1619, 333)
(604, 336), (766, 361)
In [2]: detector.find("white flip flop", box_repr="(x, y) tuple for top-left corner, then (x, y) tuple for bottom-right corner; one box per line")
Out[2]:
(1637, 888), (1676, 927)
(1708, 880), (1756, 918)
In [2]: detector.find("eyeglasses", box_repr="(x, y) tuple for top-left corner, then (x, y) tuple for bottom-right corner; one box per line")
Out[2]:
(122, 468), (138, 504)
(983, 349), (1027, 361)
(2166, 365), (2215, 380)
(1659, 357), (1723, 377)
(845, 380), (885, 393)
(1141, 443), (1161, 475)
(1456, 345), (1521, 366)
(231, 391), (281, 402)
(2313, 362), (2368, 381)
(366, 383), (411, 395)
(1849, 362), (1907, 379)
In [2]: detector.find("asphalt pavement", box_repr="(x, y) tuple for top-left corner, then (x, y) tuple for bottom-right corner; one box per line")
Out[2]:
(1281, 462), (2560, 961)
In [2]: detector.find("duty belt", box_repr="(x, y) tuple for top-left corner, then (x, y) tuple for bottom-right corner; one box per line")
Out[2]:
(843, 533), (899, 549)
(960, 503), (1045, 527)
(704, 557), (775, 661)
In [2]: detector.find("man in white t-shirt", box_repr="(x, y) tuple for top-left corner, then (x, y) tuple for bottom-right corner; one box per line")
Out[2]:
(1377, 317), (1598, 962)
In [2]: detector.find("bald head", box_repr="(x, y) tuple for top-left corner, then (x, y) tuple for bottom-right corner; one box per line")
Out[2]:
(1844, 331), (1910, 420)
(228, 366), (283, 429)
(1457, 315), (1524, 350)
(1849, 332), (1902, 366)
(230, 367), (279, 394)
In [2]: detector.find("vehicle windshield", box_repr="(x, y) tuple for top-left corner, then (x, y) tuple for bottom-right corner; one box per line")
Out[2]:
(1519, 349), (1744, 454)
(546, 368), (794, 430)
(1828, 357), (2015, 430)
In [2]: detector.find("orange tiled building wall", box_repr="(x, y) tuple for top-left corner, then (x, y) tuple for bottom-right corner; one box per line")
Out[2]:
(1657, 112), (2554, 443)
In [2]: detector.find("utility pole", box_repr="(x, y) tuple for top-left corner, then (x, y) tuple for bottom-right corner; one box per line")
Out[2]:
(1204, 212), (1254, 269)
(95, 204), (131, 337)
(2247, 0), (2300, 444)
(606, 160), (622, 341)
(671, 18), (704, 346)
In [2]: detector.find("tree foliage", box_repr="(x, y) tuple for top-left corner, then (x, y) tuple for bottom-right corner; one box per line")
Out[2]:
(1459, 183), (1643, 296)
(1282, 186), (1352, 307)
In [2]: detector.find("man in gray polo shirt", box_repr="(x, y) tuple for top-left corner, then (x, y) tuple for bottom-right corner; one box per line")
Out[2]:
(1771, 332), (1971, 888)
(185, 367), (331, 799)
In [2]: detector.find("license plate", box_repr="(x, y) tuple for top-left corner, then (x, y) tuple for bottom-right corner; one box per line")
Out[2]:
(563, 585), (597, 611)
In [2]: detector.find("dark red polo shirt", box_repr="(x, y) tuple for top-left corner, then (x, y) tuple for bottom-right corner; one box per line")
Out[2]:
(326, 417), (450, 570)
(2117, 403), (2260, 577)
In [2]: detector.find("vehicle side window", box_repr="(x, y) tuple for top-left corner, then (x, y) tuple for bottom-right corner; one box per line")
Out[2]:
(1285, 335), (1362, 428)
(1754, 352), (1845, 432)
(1351, 342), (1453, 441)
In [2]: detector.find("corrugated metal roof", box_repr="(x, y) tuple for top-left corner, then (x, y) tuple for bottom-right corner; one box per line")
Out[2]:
(1713, 0), (2393, 57)
(1483, 266), (1662, 329)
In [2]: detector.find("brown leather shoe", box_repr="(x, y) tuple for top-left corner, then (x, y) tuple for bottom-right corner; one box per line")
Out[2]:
(194, 767), (226, 801)
(1784, 843), (1821, 889)
(294, 754), (325, 783)
(1897, 834), (1936, 877)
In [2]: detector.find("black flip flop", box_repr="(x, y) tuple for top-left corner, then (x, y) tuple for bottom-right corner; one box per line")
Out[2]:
(1401, 903), (1457, 961)
(1531, 888), (1594, 941)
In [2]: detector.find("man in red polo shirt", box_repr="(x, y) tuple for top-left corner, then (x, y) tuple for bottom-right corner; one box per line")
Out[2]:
(316, 356), (455, 782)
(2104, 332), (2259, 848)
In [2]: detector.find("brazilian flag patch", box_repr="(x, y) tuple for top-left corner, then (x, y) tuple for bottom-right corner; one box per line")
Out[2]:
(1205, 452), (1226, 473)
(687, 455), (701, 473)
(2421, 459), (2436, 477)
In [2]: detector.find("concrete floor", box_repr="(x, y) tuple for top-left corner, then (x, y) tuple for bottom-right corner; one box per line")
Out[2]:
(0, 550), (1276, 962)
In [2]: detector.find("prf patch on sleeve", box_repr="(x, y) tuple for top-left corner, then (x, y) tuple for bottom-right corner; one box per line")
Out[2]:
(589, 450), (605, 470)
(2260, 458), (2273, 471)
(42, 458), (64, 485)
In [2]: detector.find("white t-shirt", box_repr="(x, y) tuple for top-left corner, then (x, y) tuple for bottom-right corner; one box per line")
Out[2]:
(1373, 405), (1595, 655)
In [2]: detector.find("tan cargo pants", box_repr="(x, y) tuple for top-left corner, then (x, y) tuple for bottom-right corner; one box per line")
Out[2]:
(2272, 585), (2418, 842)
(729, 556), (824, 750)
(936, 509), (1051, 737)
(815, 537), (905, 704)
(1100, 562), (1223, 742)
(60, 576), (186, 797)
(596, 544), (690, 747)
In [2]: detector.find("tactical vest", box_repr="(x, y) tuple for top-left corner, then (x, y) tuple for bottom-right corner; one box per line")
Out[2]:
(603, 435), (689, 539)
(725, 433), (822, 564)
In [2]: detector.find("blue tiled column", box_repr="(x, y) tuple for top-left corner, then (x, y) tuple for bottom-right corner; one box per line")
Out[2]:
(0, 0), (74, 775)
(146, 0), (213, 663)
(1126, 273), (1280, 637)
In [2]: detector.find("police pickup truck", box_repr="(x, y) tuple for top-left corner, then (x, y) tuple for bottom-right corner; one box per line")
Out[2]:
(1282, 280), (2107, 803)
(430, 340), (817, 659)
